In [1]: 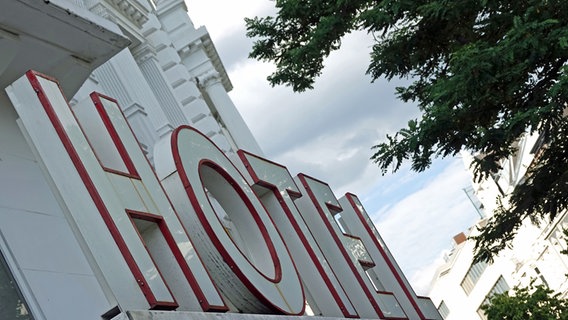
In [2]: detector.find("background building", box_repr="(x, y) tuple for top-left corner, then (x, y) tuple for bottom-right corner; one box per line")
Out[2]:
(428, 131), (568, 319)
(0, 1), (440, 319)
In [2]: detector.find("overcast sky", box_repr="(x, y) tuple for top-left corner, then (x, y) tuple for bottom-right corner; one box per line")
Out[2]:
(186, 0), (481, 295)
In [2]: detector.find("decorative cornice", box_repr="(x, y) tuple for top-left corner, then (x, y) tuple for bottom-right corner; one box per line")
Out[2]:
(196, 70), (222, 88)
(131, 43), (157, 64)
(88, 0), (149, 28)
(154, 0), (187, 17)
(157, 123), (175, 138)
(109, 0), (149, 27)
(89, 3), (115, 22)
(177, 41), (199, 59)
(123, 102), (148, 118)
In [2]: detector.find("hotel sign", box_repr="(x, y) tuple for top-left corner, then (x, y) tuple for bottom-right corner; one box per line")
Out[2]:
(5, 71), (428, 319)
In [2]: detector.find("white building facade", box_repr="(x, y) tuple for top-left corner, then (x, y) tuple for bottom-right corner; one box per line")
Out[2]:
(0, 1), (441, 320)
(428, 132), (568, 319)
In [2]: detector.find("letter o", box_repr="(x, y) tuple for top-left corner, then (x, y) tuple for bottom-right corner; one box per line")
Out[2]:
(164, 126), (305, 314)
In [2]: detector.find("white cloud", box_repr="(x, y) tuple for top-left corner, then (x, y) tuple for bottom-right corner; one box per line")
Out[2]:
(225, 30), (421, 194)
(410, 250), (451, 295)
(186, 0), (274, 41)
(372, 158), (480, 291)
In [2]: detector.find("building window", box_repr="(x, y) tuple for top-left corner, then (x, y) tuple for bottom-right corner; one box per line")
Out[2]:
(476, 276), (509, 320)
(0, 251), (34, 319)
(437, 300), (450, 319)
(461, 260), (489, 295)
(438, 268), (450, 278)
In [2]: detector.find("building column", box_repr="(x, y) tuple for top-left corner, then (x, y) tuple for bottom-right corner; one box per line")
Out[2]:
(93, 49), (173, 160)
(133, 43), (188, 128)
(199, 71), (263, 156)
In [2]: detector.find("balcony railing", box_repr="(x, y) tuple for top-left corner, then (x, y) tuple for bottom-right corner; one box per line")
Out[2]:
(416, 296), (443, 320)
(376, 291), (407, 319)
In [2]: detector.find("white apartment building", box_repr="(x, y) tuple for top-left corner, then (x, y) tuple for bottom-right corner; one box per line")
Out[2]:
(0, 1), (441, 319)
(429, 131), (568, 319)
